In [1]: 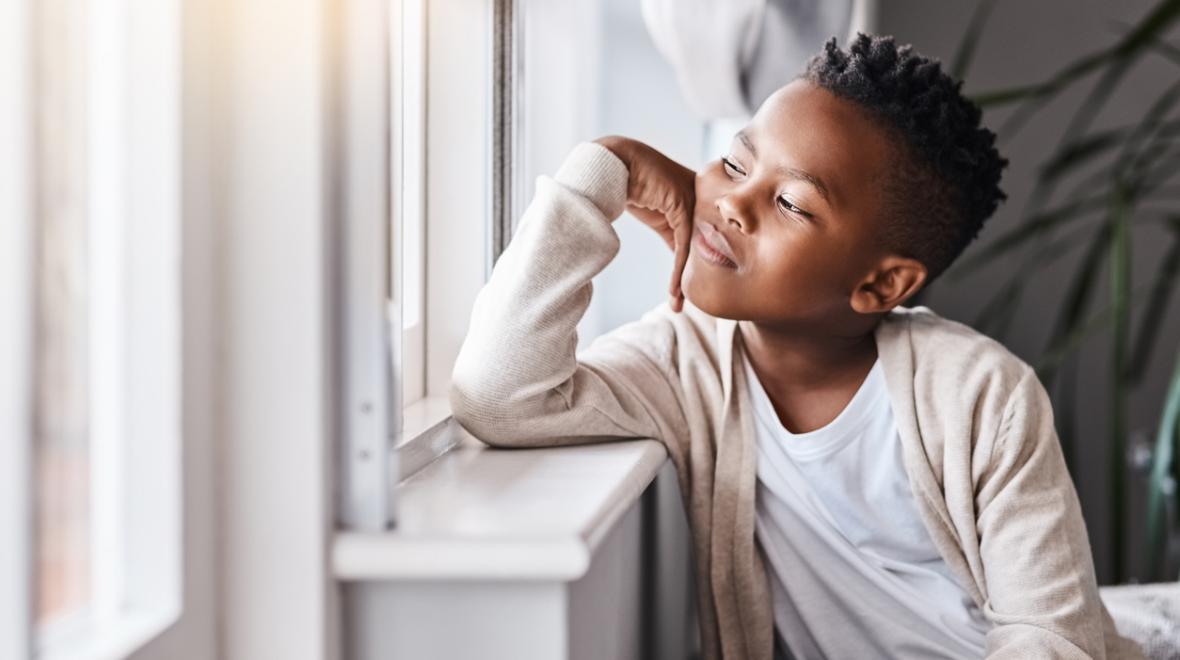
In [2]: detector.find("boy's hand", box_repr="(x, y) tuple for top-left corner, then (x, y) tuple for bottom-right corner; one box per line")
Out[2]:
(593, 135), (695, 313)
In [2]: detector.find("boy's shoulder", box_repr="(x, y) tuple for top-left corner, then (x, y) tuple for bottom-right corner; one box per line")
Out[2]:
(885, 304), (1040, 411)
(891, 304), (1029, 369)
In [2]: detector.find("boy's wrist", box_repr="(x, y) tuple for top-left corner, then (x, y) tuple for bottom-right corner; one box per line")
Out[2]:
(553, 141), (630, 221)
(591, 135), (633, 169)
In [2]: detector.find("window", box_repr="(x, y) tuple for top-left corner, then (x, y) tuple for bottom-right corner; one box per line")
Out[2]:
(339, 0), (720, 527)
(338, 0), (708, 529)
(4, 0), (186, 655)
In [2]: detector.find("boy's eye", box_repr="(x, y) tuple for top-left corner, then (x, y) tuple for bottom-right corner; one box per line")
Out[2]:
(777, 196), (809, 217)
(721, 156), (745, 178)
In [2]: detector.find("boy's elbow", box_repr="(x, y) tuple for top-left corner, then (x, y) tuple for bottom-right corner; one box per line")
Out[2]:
(448, 374), (524, 448)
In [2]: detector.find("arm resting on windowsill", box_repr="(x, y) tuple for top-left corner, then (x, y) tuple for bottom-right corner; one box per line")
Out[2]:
(449, 142), (687, 450)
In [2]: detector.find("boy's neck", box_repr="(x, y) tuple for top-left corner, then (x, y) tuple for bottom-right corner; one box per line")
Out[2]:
(737, 317), (881, 394)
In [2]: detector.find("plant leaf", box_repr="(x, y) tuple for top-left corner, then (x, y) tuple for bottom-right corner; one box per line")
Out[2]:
(1108, 186), (1132, 583)
(1115, 78), (1180, 174)
(1041, 118), (1180, 184)
(1113, 0), (1180, 58)
(970, 0), (1180, 192)
(952, 0), (1000, 80)
(953, 195), (1108, 277)
(1033, 276), (1157, 376)
(1126, 221), (1180, 383)
(1039, 223), (1113, 384)
(1146, 347), (1180, 580)
(971, 0), (1180, 110)
(1039, 129), (1129, 182)
(970, 48), (1114, 108)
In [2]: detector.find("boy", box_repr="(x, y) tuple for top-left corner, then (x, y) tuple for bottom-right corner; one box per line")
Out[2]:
(450, 33), (1145, 659)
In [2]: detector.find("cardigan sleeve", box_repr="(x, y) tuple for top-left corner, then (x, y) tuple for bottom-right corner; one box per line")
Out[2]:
(449, 142), (686, 449)
(974, 366), (1115, 658)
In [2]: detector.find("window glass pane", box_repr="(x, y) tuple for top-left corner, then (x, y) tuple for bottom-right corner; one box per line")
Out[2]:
(398, 0), (424, 332)
(583, 0), (706, 339)
(34, 0), (91, 626)
(395, 0), (425, 405)
(514, 0), (704, 347)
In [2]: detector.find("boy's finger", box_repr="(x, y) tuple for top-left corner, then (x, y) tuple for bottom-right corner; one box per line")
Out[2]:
(669, 288), (685, 313)
(659, 225), (676, 252)
(627, 204), (677, 251)
(669, 209), (692, 300)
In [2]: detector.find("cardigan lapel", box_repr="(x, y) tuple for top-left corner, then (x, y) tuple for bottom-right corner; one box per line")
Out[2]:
(873, 307), (959, 538)
(873, 307), (986, 609)
(715, 316), (775, 659)
(708, 316), (743, 658)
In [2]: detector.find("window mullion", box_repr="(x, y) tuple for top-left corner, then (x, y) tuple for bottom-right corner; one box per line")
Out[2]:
(0, 0), (35, 655)
(338, 0), (397, 531)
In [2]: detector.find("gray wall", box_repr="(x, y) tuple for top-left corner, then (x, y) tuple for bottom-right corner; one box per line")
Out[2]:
(880, 0), (1180, 583)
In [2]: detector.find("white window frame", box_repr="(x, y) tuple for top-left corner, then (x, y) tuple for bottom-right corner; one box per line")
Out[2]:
(340, 0), (495, 528)
(1, 0), (34, 656)
(339, 0), (397, 532)
(397, 0), (427, 409)
(0, 0), (207, 655)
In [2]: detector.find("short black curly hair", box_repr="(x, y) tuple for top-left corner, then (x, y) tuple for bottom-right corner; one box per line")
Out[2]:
(798, 32), (1008, 286)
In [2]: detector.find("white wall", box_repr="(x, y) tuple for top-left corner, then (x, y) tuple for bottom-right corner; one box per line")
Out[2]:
(212, 0), (338, 655)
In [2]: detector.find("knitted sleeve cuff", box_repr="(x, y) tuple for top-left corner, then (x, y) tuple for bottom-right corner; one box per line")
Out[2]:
(552, 141), (630, 221)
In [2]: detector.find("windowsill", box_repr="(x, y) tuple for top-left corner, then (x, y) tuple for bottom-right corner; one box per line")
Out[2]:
(334, 425), (668, 581)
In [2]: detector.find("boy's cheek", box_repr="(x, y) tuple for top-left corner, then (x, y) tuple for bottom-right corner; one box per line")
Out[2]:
(693, 170), (726, 224)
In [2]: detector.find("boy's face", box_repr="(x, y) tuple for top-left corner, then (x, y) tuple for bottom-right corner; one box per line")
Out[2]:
(682, 79), (914, 327)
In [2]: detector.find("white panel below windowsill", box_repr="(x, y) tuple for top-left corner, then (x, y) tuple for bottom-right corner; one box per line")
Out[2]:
(334, 436), (667, 581)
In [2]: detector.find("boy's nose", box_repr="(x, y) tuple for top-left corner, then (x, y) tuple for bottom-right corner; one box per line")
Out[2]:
(716, 192), (753, 233)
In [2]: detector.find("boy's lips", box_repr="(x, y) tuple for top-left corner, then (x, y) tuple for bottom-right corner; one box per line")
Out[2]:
(695, 221), (739, 266)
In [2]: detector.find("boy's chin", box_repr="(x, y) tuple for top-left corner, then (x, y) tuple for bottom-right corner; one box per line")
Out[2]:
(681, 270), (746, 320)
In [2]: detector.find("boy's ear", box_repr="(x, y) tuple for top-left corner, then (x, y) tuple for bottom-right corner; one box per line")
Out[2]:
(849, 256), (927, 314)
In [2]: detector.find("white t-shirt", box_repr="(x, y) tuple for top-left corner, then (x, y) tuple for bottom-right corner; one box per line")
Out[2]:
(741, 349), (992, 659)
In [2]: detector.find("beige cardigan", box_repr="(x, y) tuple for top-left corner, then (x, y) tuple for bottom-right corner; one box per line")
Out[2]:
(449, 142), (1145, 659)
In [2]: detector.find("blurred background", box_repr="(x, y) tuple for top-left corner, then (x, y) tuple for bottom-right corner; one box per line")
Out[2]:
(4, 0), (1180, 658)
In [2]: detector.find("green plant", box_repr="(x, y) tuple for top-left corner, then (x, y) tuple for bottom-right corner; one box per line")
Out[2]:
(944, 0), (1180, 583)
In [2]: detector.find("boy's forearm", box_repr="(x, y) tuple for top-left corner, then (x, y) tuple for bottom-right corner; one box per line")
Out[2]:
(449, 143), (635, 445)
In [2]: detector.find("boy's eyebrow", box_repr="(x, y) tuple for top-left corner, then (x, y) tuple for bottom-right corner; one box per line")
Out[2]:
(737, 130), (832, 204)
